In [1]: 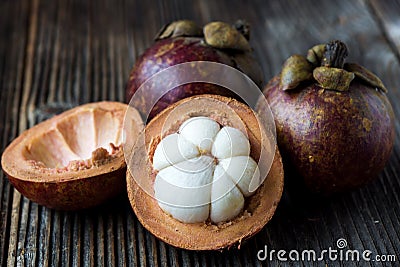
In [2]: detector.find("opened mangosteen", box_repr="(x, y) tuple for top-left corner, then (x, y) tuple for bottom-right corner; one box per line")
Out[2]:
(258, 40), (395, 195)
(1, 102), (143, 210)
(125, 20), (264, 120)
(126, 94), (284, 250)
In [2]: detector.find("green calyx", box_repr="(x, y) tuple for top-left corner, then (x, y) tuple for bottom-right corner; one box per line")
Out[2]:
(280, 55), (313, 90)
(155, 20), (203, 40)
(204, 21), (251, 51)
(155, 20), (251, 52)
(279, 40), (388, 92)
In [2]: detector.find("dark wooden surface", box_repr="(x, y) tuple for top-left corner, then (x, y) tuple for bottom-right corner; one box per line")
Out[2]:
(1, 0), (400, 266)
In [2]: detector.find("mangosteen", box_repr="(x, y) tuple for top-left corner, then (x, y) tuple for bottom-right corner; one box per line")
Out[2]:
(1, 102), (143, 210)
(126, 94), (284, 250)
(125, 20), (264, 121)
(258, 40), (395, 195)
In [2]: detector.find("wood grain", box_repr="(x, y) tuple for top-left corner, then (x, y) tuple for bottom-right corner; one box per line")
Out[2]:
(369, 0), (400, 57)
(1, 0), (400, 266)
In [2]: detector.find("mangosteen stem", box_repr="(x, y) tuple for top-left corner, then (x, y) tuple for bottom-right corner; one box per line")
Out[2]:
(321, 40), (348, 69)
(233, 19), (250, 40)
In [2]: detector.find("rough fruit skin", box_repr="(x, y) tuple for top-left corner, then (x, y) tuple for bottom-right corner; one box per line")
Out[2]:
(125, 37), (263, 120)
(263, 76), (395, 194)
(6, 167), (126, 210)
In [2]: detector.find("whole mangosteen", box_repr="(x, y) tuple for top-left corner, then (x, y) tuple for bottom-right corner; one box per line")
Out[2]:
(125, 20), (263, 120)
(258, 40), (395, 195)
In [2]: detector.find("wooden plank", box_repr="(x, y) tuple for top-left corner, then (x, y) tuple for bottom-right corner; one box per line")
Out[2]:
(37, 208), (52, 267)
(60, 213), (72, 266)
(71, 214), (82, 266)
(82, 215), (95, 267)
(50, 210), (61, 266)
(96, 214), (106, 266)
(0, 0), (12, 261)
(116, 213), (128, 267)
(368, 0), (400, 56)
(1, 0), (33, 265)
(126, 207), (139, 267)
(105, 214), (116, 266)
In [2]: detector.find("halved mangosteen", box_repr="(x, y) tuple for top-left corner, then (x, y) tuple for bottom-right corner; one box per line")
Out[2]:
(1, 101), (143, 210)
(126, 95), (284, 250)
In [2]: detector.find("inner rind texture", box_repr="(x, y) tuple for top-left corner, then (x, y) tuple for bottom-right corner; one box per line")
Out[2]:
(153, 116), (260, 224)
(23, 108), (123, 169)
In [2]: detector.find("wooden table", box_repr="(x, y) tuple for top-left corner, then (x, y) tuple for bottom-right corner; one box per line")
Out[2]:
(1, 0), (399, 266)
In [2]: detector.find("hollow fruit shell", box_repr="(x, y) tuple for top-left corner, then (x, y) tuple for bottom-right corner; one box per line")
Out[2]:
(1, 102), (144, 210)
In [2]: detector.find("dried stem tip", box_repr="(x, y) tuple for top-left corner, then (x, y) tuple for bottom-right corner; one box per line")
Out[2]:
(233, 19), (250, 40)
(322, 40), (348, 68)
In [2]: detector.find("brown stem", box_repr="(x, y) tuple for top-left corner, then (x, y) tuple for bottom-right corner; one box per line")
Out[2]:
(321, 40), (348, 68)
(233, 19), (250, 40)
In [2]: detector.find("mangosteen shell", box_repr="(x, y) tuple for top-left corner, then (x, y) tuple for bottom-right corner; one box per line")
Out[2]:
(262, 76), (395, 194)
(126, 94), (284, 250)
(1, 101), (143, 210)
